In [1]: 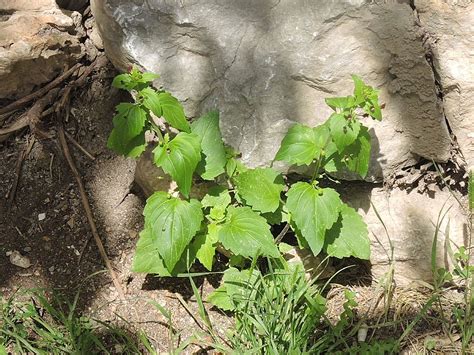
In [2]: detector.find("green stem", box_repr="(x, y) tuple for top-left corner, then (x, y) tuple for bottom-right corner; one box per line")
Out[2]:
(311, 136), (332, 185)
(310, 155), (322, 184)
(150, 120), (164, 142)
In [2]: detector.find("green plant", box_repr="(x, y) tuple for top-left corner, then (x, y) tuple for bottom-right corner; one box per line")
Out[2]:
(211, 261), (326, 353)
(0, 289), (155, 354)
(202, 257), (401, 354)
(421, 169), (474, 354)
(107, 68), (382, 276)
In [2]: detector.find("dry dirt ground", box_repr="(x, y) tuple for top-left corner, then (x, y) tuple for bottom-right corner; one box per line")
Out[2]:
(0, 61), (232, 352)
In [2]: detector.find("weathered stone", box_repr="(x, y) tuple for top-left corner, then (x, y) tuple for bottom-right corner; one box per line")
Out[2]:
(341, 185), (469, 286)
(91, 0), (453, 181)
(415, 0), (474, 171)
(9, 250), (31, 269)
(284, 246), (335, 280)
(0, 0), (83, 99)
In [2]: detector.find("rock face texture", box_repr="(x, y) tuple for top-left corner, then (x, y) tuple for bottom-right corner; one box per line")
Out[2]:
(92, 0), (473, 284)
(0, 0), (83, 99)
(415, 0), (474, 171)
(91, 0), (457, 181)
(342, 186), (468, 285)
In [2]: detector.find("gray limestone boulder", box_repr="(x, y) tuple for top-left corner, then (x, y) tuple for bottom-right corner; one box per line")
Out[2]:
(342, 185), (469, 286)
(91, 0), (455, 181)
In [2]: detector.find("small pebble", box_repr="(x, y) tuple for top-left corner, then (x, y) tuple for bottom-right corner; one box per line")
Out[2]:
(9, 251), (32, 269)
(357, 323), (368, 342)
(48, 266), (55, 273)
(23, 246), (32, 252)
(38, 213), (46, 221)
(67, 217), (75, 229)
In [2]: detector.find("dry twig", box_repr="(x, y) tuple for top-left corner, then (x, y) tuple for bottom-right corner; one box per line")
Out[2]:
(6, 136), (35, 208)
(54, 56), (125, 299)
(0, 88), (60, 142)
(58, 123), (126, 299)
(65, 131), (95, 161)
(0, 63), (82, 117)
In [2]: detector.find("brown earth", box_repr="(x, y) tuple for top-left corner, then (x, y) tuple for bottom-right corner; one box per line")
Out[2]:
(0, 61), (231, 353)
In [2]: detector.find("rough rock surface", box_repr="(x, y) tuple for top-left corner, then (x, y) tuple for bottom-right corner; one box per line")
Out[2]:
(0, 0), (83, 99)
(415, 0), (474, 171)
(343, 185), (468, 286)
(91, 0), (454, 181)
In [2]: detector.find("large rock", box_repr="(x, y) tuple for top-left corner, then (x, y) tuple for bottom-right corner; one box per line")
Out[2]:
(415, 0), (474, 171)
(91, 0), (453, 181)
(342, 185), (468, 286)
(0, 0), (83, 99)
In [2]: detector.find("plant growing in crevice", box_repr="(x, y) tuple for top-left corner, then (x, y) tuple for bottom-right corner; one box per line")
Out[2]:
(107, 68), (382, 277)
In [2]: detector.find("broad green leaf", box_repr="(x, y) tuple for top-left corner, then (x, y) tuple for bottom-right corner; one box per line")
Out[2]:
(286, 182), (343, 256)
(218, 206), (279, 258)
(344, 127), (371, 178)
(352, 74), (366, 105)
(209, 206), (226, 221)
(201, 186), (231, 209)
(328, 113), (361, 153)
(323, 127), (372, 178)
(324, 204), (370, 259)
(321, 140), (339, 173)
(112, 73), (135, 91)
(226, 157), (237, 177)
(132, 229), (171, 276)
(143, 192), (203, 270)
(157, 92), (190, 132)
(261, 203), (289, 225)
(350, 75), (383, 121)
(112, 69), (159, 91)
(140, 87), (162, 117)
(132, 230), (199, 275)
(195, 223), (219, 271)
(275, 124), (330, 166)
(141, 72), (160, 82)
(234, 167), (285, 213)
(191, 111), (227, 180)
(220, 267), (261, 309)
(325, 96), (352, 111)
(364, 90), (382, 121)
(207, 285), (234, 311)
(108, 128), (147, 158)
(107, 103), (147, 157)
(153, 132), (201, 197)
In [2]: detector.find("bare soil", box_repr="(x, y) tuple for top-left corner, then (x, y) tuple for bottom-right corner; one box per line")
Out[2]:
(0, 62), (231, 353)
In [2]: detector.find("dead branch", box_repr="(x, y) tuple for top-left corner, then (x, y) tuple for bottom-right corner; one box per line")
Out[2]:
(65, 131), (95, 161)
(0, 63), (82, 116)
(0, 88), (60, 142)
(54, 56), (125, 299)
(6, 135), (35, 208)
(58, 123), (126, 300)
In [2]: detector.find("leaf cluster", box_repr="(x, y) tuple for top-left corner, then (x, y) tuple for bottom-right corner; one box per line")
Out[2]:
(107, 69), (382, 276)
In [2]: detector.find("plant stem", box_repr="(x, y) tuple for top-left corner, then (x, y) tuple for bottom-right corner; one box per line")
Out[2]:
(311, 155), (322, 184)
(311, 136), (332, 184)
(150, 120), (164, 142)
